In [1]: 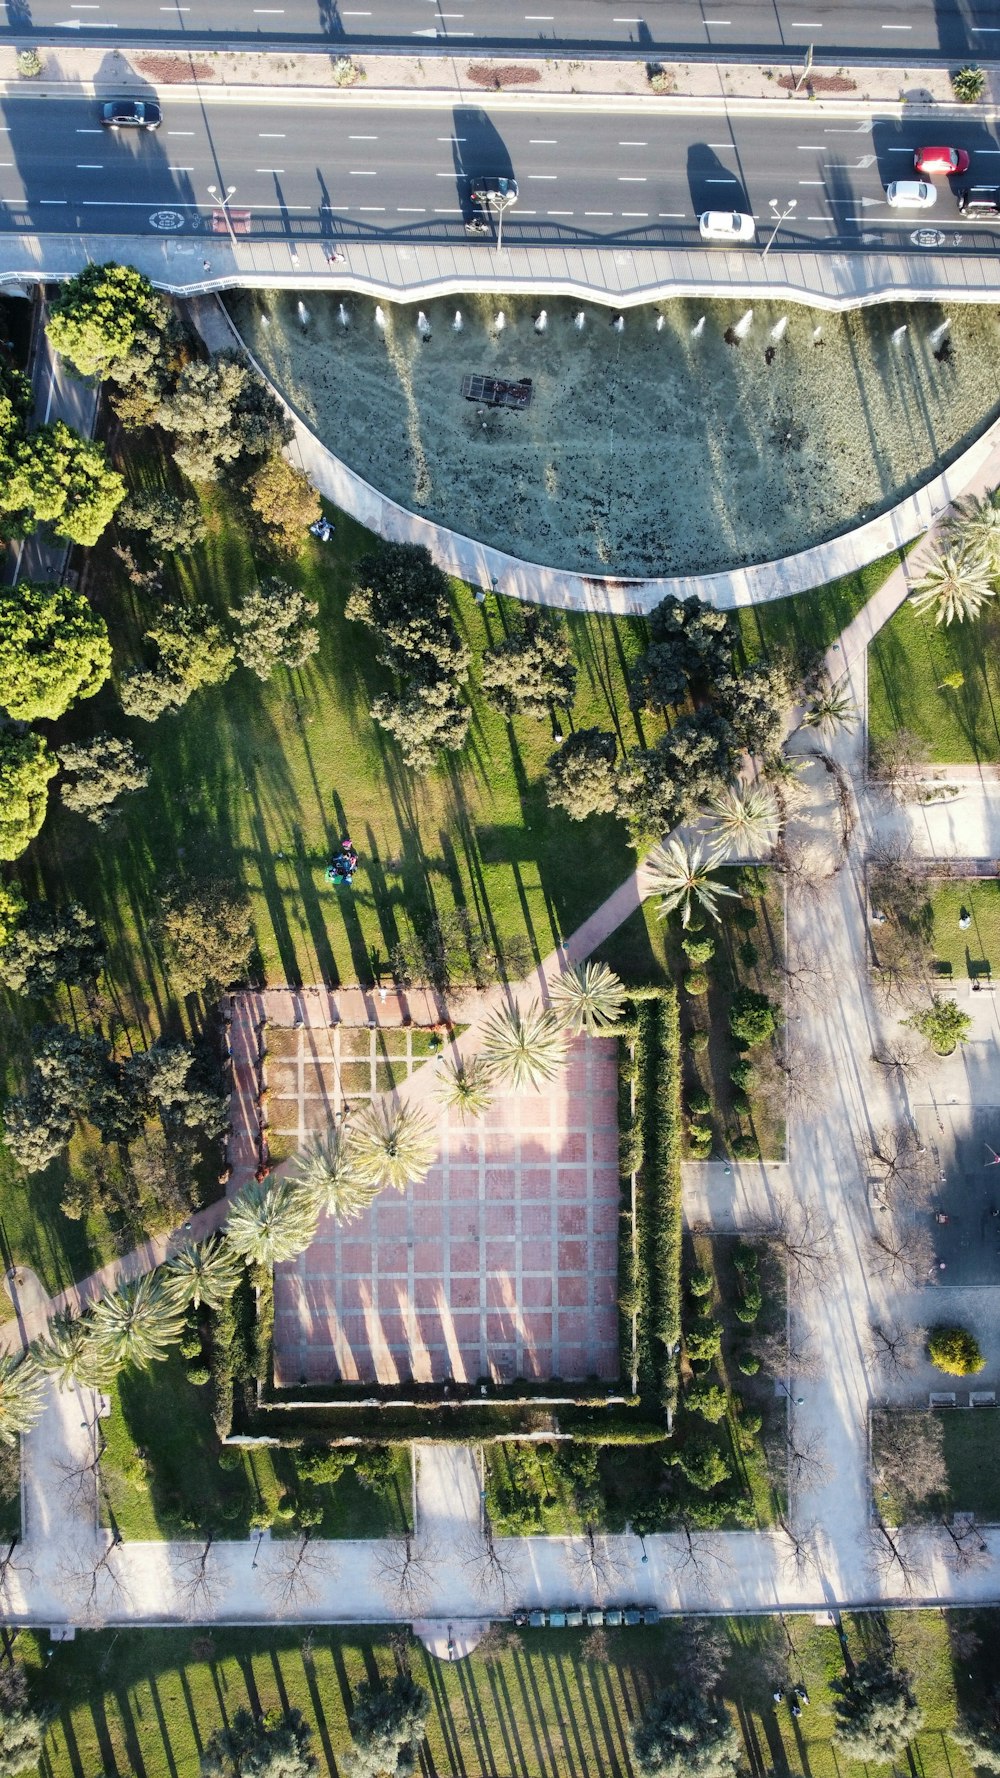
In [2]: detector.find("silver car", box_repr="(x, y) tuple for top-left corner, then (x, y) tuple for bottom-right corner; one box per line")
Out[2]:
(698, 210), (756, 243)
(885, 180), (936, 209)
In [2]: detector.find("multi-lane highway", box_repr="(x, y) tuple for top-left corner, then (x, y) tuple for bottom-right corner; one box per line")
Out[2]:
(4, 93), (1000, 254)
(6, 0), (1000, 63)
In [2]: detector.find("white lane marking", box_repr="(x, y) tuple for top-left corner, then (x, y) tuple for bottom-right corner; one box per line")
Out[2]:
(528, 173), (557, 179)
(524, 12), (554, 17)
(619, 140), (647, 146)
(706, 143), (734, 149)
(529, 138), (557, 144)
(790, 19), (823, 24)
(547, 209), (573, 214)
(433, 206), (461, 213)
(979, 149), (1000, 155)
(618, 175), (647, 181)
(75, 127), (102, 133)
(253, 8), (284, 11)
(622, 210), (648, 216)
(614, 16), (644, 21)
(798, 180), (825, 185)
(349, 169), (378, 175)
(168, 165), (194, 172)
(887, 146), (913, 152)
(75, 162), (102, 168)
(0, 163), (12, 168)
(971, 24), (1000, 29)
(255, 168), (285, 174)
(796, 145), (825, 150)
(167, 130), (194, 135)
(658, 210), (685, 216)
(705, 176), (737, 183)
(881, 22), (911, 27)
(397, 206), (426, 212)
(585, 209), (612, 215)
(349, 135), (378, 140)
(38, 199), (68, 204)
(703, 17), (731, 23)
(358, 205), (385, 211)
(437, 135), (465, 141)
(259, 132), (286, 138)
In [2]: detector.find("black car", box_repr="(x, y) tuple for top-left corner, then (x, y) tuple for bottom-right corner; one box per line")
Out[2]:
(958, 185), (1000, 217)
(101, 99), (161, 130)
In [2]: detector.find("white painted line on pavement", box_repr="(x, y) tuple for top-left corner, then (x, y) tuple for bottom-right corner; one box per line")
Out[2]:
(585, 209), (612, 215)
(796, 146), (824, 150)
(529, 139), (557, 144)
(547, 209), (573, 215)
(349, 169), (378, 176)
(703, 18), (731, 24)
(619, 141), (647, 147)
(707, 143), (734, 150)
(75, 162), (102, 169)
(358, 205), (385, 211)
(881, 22), (911, 26)
(433, 207), (461, 213)
(397, 206), (426, 212)
(255, 168), (285, 174)
(529, 174), (558, 179)
(799, 180), (825, 185)
(705, 177), (737, 183)
(259, 132), (286, 138)
(621, 211), (648, 217)
(38, 199), (67, 204)
(75, 128), (102, 133)
(790, 20), (823, 26)
(618, 175), (647, 181)
(168, 166), (194, 172)
(167, 131), (194, 136)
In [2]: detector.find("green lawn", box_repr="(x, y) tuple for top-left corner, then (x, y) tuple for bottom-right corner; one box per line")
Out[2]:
(99, 1350), (411, 1540)
(942, 1412), (1000, 1520)
(24, 1608), (979, 1778)
(735, 550), (905, 669)
(930, 880), (1000, 980)
(869, 597), (1000, 764)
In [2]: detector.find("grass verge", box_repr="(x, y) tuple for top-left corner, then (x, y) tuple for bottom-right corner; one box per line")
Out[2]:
(869, 599), (1000, 765)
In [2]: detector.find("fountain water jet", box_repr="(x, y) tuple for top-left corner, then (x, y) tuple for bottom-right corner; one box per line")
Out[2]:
(337, 302), (349, 328)
(812, 325), (823, 342)
(494, 310), (506, 332)
(534, 309), (548, 333)
(690, 316), (705, 338)
(575, 310), (586, 330)
(612, 314), (624, 333)
(656, 314), (666, 333)
(417, 310), (431, 337)
(297, 301), (310, 328)
(453, 309), (463, 331)
(734, 309), (754, 340)
(770, 316), (788, 342)
(930, 318), (951, 347)
(892, 324), (908, 344)
(374, 305), (386, 331)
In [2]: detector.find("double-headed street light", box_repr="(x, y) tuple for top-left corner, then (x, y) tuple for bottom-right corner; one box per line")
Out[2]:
(762, 196), (797, 260)
(207, 182), (237, 249)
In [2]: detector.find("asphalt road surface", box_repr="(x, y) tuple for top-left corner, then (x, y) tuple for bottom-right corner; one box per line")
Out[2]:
(6, 91), (1000, 254)
(7, 0), (1000, 63)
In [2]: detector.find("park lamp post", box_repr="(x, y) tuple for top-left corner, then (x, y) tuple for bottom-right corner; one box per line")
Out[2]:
(492, 186), (515, 256)
(207, 182), (237, 249)
(762, 196), (796, 260)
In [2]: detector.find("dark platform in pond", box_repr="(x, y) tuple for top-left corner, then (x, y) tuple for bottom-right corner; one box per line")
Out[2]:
(461, 373), (533, 410)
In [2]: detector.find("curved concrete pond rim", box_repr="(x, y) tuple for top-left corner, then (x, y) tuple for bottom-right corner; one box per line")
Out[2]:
(211, 293), (1000, 614)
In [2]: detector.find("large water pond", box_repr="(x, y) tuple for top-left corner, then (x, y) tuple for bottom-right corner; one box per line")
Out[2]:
(227, 291), (1000, 577)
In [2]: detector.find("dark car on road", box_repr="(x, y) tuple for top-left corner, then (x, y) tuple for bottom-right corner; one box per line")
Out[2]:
(101, 99), (161, 130)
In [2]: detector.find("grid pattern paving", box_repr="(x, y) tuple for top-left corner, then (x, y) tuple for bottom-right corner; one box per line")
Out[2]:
(272, 1035), (620, 1387)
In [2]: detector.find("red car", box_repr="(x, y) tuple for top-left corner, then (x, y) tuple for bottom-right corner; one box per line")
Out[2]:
(914, 145), (970, 175)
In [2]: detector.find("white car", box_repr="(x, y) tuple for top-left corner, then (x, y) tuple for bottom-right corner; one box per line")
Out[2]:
(698, 210), (756, 243)
(885, 180), (937, 209)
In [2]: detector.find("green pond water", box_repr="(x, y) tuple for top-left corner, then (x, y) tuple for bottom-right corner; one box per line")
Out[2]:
(226, 290), (1000, 577)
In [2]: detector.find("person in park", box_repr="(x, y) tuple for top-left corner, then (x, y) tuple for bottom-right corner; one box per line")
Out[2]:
(326, 836), (358, 887)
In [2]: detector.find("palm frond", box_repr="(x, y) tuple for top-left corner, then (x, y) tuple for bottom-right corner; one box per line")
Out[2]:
(224, 1178), (319, 1268)
(480, 1000), (566, 1092)
(548, 961), (628, 1037)
(703, 782), (783, 851)
(89, 1273), (185, 1373)
(293, 1128), (379, 1222)
(348, 1101), (439, 1194)
(164, 1236), (244, 1312)
(910, 546), (997, 626)
(645, 836), (739, 928)
(32, 1310), (114, 1391)
(0, 1354), (46, 1445)
(436, 1059), (493, 1121)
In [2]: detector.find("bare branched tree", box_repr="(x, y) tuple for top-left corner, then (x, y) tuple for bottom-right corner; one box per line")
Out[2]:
(176, 1534), (219, 1616)
(374, 1533), (439, 1616)
(866, 1321), (924, 1383)
(54, 1431), (107, 1510)
(567, 1524), (630, 1601)
(663, 1517), (732, 1588)
(459, 1521), (525, 1611)
(868, 841), (933, 1007)
(62, 1535), (132, 1625)
(0, 1536), (34, 1609)
(755, 1201), (836, 1291)
(865, 1124), (935, 1210)
(870, 730), (930, 806)
(753, 1312), (824, 1385)
(775, 1513), (821, 1582)
(261, 1531), (334, 1609)
(779, 954), (835, 1016)
(867, 1215), (935, 1288)
(870, 1034), (932, 1089)
(867, 1516), (927, 1596)
(871, 1410), (946, 1521)
(938, 1517), (991, 1575)
(785, 1421), (830, 1494)
(753, 1035), (833, 1120)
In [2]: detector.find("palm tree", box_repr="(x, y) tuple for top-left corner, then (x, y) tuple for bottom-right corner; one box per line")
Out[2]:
(224, 1178), (319, 1268)
(164, 1236), (244, 1313)
(801, 678), (858, 738)
(549, 961), (628, 1037)
(645, 836), (739, 928)
(945, 487), (1000, 567)
(33, 1310), (114, 1391)
(703, 782), (782, 853)
(0, 1354), (47, 1445)
(436, 1058), (493, 1121)
(910, 545), (997, 626)
(89, 1273), (185, 1374)
(348, 1101), (439, 1195)
(293, 1129), (379, 1223)
(480, 1000), (566, 1092)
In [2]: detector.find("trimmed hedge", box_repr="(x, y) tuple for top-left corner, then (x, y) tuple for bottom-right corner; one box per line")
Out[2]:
(637, 991), (683, 1414)
(233, 1402), (667, 1446)
(210, 1269), (257, 1438)
(617, 1017), (652, 1389)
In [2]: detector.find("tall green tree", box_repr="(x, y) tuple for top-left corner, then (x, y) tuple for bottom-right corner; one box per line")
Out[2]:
(347, 1676), (429, 1778)
(348, 1102), (439, 1196)
(201, 1707), (316, 1778)
(146, 602), (235, 695)
(233, 581), (320, 681)
(618, 712), (738, 840)
(90, 1272), (185, 1373)
(0, 898), (104, 996)
(630, 595), (733, 713)
(911, 545), (996, 626)
(545, 728), (618, 820)
(118, 488), (206, 554)
(646, 837), (739, 929)
(0, 581), (111, 722)
(58, 734), (149, 827)
(480, 611), (577, 719)
(833, 1657), (924, 1763)
(224, 1179), (318, 1267)
(0, 1664), (45, 1778)
(0, 731), (57, 862)
(157, 354), (248, 482)
(370, 677), (470, 772)
(480, 1000), (566, 1092)
(347, 542), (470, 684)
(549, 960), (627, 1037)
(2, 1024), (105, 1171)
(630, 1685), (740, 1778)
(954, 1685), (1000, 1774)
(47, 262), (165, 378)
(293, 1130), (377, 1223)
(164, 1237), (243, 1312)
(247, 454), (321, 552)
(5, 423), (125, 546)
(156, 878), (254, 993)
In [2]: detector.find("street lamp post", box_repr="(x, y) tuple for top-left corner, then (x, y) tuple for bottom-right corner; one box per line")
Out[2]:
(638, 1532), (648, 1565)
(207, 183), (237, 251)
(762, 196), (797, 260)
(778, 1381), (805, 1405)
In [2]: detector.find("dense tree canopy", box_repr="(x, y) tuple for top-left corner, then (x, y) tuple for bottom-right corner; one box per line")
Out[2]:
(347, 1675), (429, 1778)
(4, 422), (125, 546)
(118, 487), (206, 554)
(156, 878), (255, 994)
(833, 1657), (924, 1763)
(630, 1685), (740, 1778)
(0, 1664), (43, 1778)
(370, 677), (471, 772)
(234, 581), (320, 680)
(0, 581), (111, 722)
(630, 594), (733, 713)
(545, 728), (618, 820)
(201, 1708), (316, 1778)
(480, 611), (577, 718)
(618, 711), (739, 839)
(0, 731), (57, 861)
(248, 455), (322, 553)
(146, 602), (235, 695)
(157, 352), (291, 483)
(47, 262), (165, 378)
(2, 1023), (106, 1170)
(0, 898), (104, 996)
(58, 734), (149, 826)
(347, 542), (469, 684)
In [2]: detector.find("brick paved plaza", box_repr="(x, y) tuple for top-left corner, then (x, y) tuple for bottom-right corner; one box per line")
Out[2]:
(269, 1033), (620, 1387)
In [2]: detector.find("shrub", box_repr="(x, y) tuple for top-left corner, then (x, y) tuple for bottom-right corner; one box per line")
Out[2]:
(684, 971), (708, 997)
(687, 1380), (728, 1423)
(733, 1133), (761, 1160)
(681, 934), (715, 967)
(16, 48), (42, 76)
(186, 1363), (211, 1386)
(688, 1268), (713, 1298)
(730, 1059), (753, 1089)
(733, 1244), (758, 1276)
(733, 1282), (762, 1324)
(928, 1325), (986, 1375)
(179, 1332), (203, 1360)
(218, 1446), (243, 1472)
(731, 1088), (751, 1116)
(732, 904), (757, 933)
(674, 1438), (731, 1491)
(906, 996), (972, 1056)
(685, 1317), (723, 1364)
(689, 1125), (713, 1155)
(687, 1088), (712, 1118)
(738, 939), (759, 969)
(729, 987), (777, 1048)
(687, 1028), (710, 1054)
(952, 64), (986, 101)
(738, 1352), (760, 1376)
